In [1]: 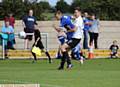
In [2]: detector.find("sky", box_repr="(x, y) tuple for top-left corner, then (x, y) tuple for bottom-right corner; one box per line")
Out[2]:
(39, 0), (73, 6)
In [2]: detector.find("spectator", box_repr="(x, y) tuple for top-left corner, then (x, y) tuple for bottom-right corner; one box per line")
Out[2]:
(4, 15), (9, 22)
(9, 13), (15, 28)
(89, 14), (99, 49)
(83, 12), (92, 49)
(109, 40), (119, 58)
(1, 21), (14, 58)
(22, 9), (37, 49)
(9, 13), (16, 49)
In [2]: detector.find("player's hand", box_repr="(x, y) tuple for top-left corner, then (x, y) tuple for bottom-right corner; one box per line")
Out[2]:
(52, 24), (57, 29)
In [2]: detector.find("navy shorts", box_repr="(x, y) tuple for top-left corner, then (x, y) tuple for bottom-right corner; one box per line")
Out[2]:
(24, 28), (34, 41)
(58, 36), (66, 45)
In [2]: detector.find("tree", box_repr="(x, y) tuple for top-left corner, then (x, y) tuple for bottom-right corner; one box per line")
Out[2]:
(70, 0), (120, 20)
(55, 0), (70, 13)
(0, 0), (24, 19)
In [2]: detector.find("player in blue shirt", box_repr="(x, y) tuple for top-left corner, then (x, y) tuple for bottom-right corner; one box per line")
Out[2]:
(54, 10), (75, 70)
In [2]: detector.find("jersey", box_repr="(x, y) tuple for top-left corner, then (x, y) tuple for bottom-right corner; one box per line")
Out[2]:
(73, 16), (84, 39)
(60, 16), (75, 40)
(23, 15), (36, 30)
(110, 45), (119, 53)
(83, 17), (92, 31)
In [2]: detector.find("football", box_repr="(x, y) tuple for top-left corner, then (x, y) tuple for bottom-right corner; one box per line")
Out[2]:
(18, 31), (26, 39)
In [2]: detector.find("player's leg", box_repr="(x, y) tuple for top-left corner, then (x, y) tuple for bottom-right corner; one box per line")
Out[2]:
(32, 52), (37, 61)
(94, 33), (99, 49)
(57, 36), (66, 58)
(45, 51), (52, 63)
(89, 32), (94, 47)
(115, 52), (118, 58)
(83, 30), (89, 49)
(58, 43), (70, 70)
(110, 52), (114, 58)
(67, 38), (81, 67)
(38, 40), (52, 63)
(24, 39), (28, 49)
(56, 46), (62, 59)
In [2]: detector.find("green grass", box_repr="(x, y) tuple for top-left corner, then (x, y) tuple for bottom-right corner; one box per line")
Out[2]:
(0, 59), (120, 87)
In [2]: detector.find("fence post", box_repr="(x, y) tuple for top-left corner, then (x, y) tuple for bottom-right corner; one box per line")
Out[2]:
(2, 39), (5, 59)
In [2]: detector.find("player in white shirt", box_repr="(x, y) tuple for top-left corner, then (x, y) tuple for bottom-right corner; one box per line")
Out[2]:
(58, 7), (84, 70)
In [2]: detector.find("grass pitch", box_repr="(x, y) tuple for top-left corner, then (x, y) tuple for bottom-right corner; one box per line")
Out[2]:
(0, 58), (120, 87)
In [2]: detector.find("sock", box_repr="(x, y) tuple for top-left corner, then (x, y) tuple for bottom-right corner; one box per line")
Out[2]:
(62, 51), (71, 66)
(45, 51), (52, 63)
(32, 52), (37, 61)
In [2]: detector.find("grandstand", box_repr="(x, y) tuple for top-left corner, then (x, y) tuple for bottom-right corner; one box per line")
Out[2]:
(0, 21), (120, 59)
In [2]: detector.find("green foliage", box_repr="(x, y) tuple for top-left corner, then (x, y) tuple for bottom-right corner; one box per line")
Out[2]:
(0, 0), (51, 20)
(0, 0), (120, 20)
(55, 0), (70, 13)
(71, 0), (120, 20)
(0, 0), (24, 19)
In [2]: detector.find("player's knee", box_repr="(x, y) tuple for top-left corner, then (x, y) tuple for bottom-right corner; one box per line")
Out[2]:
(61, 45), (66, 52)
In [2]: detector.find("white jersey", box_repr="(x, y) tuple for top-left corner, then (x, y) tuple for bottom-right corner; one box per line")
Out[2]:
(72, 16), (84, 39)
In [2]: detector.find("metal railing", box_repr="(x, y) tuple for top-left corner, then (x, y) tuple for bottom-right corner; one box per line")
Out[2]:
(0, 32), (48, 59)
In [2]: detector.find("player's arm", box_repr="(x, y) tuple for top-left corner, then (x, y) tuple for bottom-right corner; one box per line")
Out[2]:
(22, 16), (26, 28)
(64, 22), (77, 33)
(53, 24), (61, 32)
(67, 26), (77, 33)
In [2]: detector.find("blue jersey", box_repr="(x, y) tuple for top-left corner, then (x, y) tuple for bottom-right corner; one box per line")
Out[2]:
(83, 17), (92, 31)
(60, 16), (74, 28)
(23, 15), (36, 29)
(60, 16), (74, 40)
(66, 32), (73, 40)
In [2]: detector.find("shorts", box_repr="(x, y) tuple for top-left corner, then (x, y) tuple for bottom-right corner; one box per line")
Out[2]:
(58, 36), (66, 45)
(24, 28), (34, 41)
(111, 52), (117, 56)
(33, 39), (44, 50)
(66, 38), (81, 49)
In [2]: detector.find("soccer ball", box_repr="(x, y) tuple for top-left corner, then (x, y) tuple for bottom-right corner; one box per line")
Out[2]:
(18, 31), (26, 39)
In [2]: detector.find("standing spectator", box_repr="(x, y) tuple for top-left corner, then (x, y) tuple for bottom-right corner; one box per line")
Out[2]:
(1, 21), (14, 58)
(9, 13), (16, 49)
(4, 15), (9, 22)
(22, 9), (37, 49)
(9, 13), (15, 28)
(83, 12), (92, 49)
(109, 40), (119, 58)
(89, 14), (99, 49)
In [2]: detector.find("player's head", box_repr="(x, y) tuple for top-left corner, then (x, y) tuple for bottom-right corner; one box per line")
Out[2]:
(74, 7), (81, 18)
(113, 40), (117, 45)
(84, 12), (89, 17)
(28, 9), (33, 16)
(91, 14), (96, 20)
(9, 13), (13, 17)
(55, 10), (63, 20)
(4, 21), (10, 27)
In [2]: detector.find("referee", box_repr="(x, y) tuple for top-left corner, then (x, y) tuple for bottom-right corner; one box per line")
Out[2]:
(32, 27), (52, 63)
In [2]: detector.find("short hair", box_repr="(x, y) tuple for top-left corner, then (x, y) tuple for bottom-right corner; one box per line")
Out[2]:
(74, 7), (81, 12)
(55, 10), (62, 16)
(113, 40), (117, 43)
